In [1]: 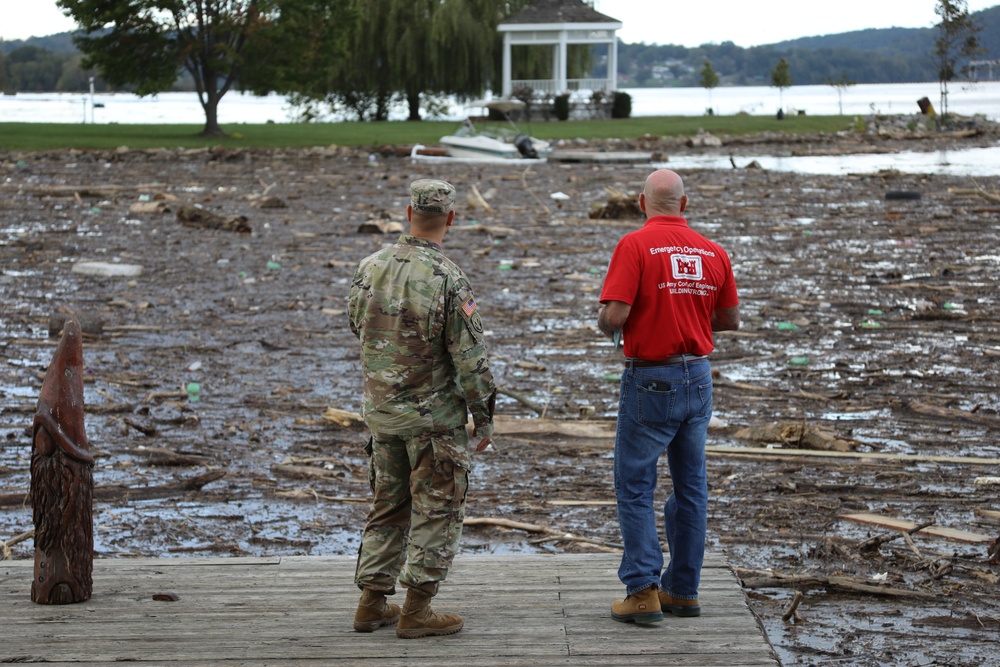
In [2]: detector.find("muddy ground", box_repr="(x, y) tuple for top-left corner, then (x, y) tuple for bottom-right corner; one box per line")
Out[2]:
(2, 128), (1000, 666)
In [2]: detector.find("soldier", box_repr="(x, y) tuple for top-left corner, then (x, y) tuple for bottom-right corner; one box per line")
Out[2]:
(348, 179), (497, 639)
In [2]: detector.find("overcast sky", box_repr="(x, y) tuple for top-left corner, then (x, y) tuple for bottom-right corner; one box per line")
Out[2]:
(1, 0), (997, 47)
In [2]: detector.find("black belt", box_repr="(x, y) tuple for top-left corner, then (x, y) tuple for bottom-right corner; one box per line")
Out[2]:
(626, 354), (707, 368)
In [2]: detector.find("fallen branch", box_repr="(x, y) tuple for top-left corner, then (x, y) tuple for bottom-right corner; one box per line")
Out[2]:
(904, 399), (1000, 428)
(735, 568), (938, 599)
(782, 591), (804, 623)
(0, 472), (226, 508)
(520, 168), (550, 215)
(498, 388), (549, 416)
(271, 488), (370, 503)
(858, 520), (935, 553)
(2, 529), (34, 560)
(844, 513), (994, 544)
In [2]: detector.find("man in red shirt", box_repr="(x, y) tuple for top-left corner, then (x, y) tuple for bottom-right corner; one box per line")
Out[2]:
(598, 169), (740, 624)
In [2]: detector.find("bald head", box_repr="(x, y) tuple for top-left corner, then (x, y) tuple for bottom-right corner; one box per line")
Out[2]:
(640, 169), (687, 217)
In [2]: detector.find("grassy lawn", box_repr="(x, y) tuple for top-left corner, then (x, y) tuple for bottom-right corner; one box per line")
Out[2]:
(0, 114), (855, 152)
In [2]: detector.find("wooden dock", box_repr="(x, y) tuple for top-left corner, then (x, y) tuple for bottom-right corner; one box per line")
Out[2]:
(1, 553), (778, 666)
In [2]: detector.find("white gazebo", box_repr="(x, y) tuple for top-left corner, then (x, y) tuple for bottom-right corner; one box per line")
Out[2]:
(497, 0), (621, 98)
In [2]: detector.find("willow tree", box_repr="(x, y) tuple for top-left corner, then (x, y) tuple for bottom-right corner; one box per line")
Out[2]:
(286, 0), (534, 122)
(57, 0), (352, 136)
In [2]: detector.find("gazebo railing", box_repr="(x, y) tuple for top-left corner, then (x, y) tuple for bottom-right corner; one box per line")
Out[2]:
(511, 78), (615, 94)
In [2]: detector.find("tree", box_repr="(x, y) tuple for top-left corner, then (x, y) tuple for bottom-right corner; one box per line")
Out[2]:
(57, 0), (351, 136)
(822, 74), (856, 115)
(281, 0), (534, 122)
(699, 60), (720, 114)
(770, 57), (792, 113)
(934, 0), (984, 120)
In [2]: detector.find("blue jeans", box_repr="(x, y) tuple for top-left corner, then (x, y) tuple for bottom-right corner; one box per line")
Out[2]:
(614, 358), (712, 599)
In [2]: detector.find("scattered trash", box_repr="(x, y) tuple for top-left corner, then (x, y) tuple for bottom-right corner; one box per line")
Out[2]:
(777, 322), (800, 331)
(885, 190), (922, 201)
(788, 356), (810, 365)
(186, 382), (201, 402)
(72, 261), (143, 277)
(129, 201), (170, 214)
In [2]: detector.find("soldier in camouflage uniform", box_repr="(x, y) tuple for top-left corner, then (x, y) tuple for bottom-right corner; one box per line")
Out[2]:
(348, 179), (497, 639)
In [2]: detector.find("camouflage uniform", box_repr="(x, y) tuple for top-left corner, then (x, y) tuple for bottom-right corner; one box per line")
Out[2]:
(349, 179), (496, 597)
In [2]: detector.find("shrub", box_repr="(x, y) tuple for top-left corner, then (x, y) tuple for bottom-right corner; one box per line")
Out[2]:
(554, 94), (570, 121)
(611, 91), (632, 119)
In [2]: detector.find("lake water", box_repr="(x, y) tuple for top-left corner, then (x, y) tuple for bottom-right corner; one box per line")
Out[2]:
(3, 82), (999, 125)
(2, 82), (998, 176)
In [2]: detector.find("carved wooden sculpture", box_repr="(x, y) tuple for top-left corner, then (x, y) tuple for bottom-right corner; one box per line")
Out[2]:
(31, 317), (94, 604)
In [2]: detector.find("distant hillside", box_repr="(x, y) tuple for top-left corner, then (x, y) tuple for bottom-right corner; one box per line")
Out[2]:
(774, 26), (934, 58)
(3, 6), (999, 93)
(773, 5), (999, 60)
(619, 5), (999, 88)
(0, 31), (78, 54)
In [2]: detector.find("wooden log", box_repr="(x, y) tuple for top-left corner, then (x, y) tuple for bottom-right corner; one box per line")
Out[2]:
(31, 317), (94, 604)
(48, 311), (105, 337)
(734, 568), (938, 599)
(176, 205), (251, 233)
(842, 512), (994, 544)
(0, 471), (226, 508)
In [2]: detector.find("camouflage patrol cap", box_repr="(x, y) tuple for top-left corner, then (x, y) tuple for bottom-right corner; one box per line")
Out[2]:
(410, 179), (456, 213)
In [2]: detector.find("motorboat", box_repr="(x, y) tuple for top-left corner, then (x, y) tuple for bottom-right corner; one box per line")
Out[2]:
(437, 99), (551, 161)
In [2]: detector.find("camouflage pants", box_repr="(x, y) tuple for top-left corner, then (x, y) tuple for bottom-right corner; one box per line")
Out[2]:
(354, 426), (470, 596)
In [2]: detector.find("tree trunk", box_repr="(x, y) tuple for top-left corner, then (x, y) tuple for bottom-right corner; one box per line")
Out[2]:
(407, 90), (421, 121)
(200, 92), (227, 137)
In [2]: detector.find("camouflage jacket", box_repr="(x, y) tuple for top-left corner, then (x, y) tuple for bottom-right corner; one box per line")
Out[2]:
(349, 235), (496, 438)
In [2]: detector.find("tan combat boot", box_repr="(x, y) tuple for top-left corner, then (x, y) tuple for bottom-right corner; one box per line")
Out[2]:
(353, 588), (401, 632)
(611, 585), (664, 625)
(396, 588), (464, 639)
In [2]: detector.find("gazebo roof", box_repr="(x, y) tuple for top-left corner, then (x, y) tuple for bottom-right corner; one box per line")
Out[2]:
(500, 0), (620, 26)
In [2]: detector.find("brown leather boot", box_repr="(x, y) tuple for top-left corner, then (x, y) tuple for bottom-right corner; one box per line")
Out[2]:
(396, 588), (464, 639)
(353, 588), (401, 632)
(611, 585), (663, 625)
(659, 590), (701, 617)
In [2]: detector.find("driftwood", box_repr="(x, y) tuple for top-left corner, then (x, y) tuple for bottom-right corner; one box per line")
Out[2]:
(858, 520), (935, 553)
(735, 568), (938, 599)
(781, 591), (804, 623)
(176, 205), (251, 233)
(48, 312), (105, 337)
(31, 317), (94, 604)
(842, 513), (994, 544)
(463, 517), (622, 550)
(904, 399), (1000, 428)
(3, 471), (227, 509)
(92, 471), (225, 503)
(357, 219), (404, 234)
(2, 529), (34, 560)
(733, 422), (858, 452)
(589, 187), (642, 220)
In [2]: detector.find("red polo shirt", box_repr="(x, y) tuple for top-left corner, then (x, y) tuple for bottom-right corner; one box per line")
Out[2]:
(600, 215), (738, 360)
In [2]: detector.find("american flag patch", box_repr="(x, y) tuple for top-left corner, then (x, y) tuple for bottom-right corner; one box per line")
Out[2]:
(462, 297), (477, 317)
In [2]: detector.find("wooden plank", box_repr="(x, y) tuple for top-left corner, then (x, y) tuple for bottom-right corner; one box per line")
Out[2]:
(706, 445), (1000, 466)
(1, 553), (777, 666)
(841, 512), (995, 543)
